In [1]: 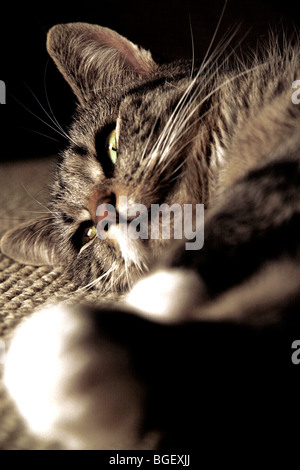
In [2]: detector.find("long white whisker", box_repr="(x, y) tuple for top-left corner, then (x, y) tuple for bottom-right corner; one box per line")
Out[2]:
(161, 28), (254, 166)
(43, 60), (72, 141)
(24, 82), (66, 136)
(12, 89), (68, 143)
(10, 87), (78, 148)
(18, 127), (61, 143)
(140, 116), (161, 164)
(20, 182), (55, 216)
(158, 104), (220, 172)
(200, 0), (228, 70)
(189, 14), (195, 80)
(79, 261), (118, 291)
(14, 217), (55, 227)
(21, 210), (60, 214)
(147, 26), (240, 169)
(163, 26), (242, 141)
(157, 62), (264, 177)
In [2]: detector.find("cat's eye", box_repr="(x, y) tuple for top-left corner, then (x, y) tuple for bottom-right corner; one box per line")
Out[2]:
(81, 225), (97, 246)
(105, 129), (117, 164)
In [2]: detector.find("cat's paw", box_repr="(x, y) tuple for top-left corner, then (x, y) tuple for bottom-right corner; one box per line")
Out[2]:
(3, 304), (157, 449)
(126, 268), (204, 322)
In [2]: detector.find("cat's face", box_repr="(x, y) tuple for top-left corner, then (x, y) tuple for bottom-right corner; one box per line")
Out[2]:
(1, 23), (209, 290)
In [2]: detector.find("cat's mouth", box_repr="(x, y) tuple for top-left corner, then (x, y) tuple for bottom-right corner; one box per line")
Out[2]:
(88, 189), (151, 269)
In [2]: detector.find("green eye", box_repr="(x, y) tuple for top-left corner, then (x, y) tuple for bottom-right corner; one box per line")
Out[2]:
(105, 129), (117, 164)
(81, 225), (97, 246)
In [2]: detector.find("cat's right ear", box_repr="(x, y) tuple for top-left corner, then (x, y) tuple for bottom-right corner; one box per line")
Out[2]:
(46, 23), (158, 105)
(1, 218), (62, 267)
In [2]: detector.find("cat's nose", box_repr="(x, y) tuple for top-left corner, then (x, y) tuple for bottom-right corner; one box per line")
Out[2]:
(89, 185), (138, 226)
(94, 194), (138, 227)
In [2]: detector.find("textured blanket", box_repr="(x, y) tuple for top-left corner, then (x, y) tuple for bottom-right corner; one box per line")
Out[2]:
(0, 157), (118, 449)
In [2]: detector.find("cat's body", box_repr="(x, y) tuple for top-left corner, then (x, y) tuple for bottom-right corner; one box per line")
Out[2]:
(1, 23), (300, 450)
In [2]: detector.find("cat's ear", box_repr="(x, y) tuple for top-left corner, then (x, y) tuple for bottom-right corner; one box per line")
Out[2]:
(1, 218), (62, 266)
(47, 23), (157, 104)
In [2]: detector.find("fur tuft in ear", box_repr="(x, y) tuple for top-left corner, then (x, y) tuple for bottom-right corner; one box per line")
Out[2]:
(47, 22), (157, 104)
(1, 218), (61, 266)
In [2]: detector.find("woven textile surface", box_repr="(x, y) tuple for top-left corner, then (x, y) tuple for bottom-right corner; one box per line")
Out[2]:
(0, 157), (118, 449)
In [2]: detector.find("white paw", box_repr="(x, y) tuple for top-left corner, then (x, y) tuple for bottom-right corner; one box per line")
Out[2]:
(4, 303), (155, 449)
(126, 268), (204, 322)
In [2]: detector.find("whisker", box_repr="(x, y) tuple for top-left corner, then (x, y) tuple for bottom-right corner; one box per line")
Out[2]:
(19, 182), (55, 217)
(156, 31), (258, 174)
(43, 59), (70, 140)
(24, 81), (66, 136)
(140, 116), (161, 165)
(146, 26), (240, 169)
(158, 104), (219, 173)
(163, 26), (242, 141)
(188, 14), (195, 80)
(21, 210), (60, 214)
(17, 126), (61, 143)
(10, 90), (68, 143)
(200, 0), (228, 71)
(8, 216), (55, 226)
(79, 261), (118, 291)
(0, 217), (49, 222)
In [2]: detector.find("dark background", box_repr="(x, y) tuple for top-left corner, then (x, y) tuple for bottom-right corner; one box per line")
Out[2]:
(1, 0), (300, 162)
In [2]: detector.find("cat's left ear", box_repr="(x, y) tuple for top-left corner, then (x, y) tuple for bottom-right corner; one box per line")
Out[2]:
(46, 23), (158, 105)
(1, 217), (62, 266)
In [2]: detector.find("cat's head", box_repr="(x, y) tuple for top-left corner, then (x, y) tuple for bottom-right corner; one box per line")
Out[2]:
(1, 23), (209, 290)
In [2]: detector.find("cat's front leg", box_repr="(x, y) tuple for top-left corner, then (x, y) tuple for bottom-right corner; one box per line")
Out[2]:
(3, 304), (159, 450)
(126, 266), (205, 322)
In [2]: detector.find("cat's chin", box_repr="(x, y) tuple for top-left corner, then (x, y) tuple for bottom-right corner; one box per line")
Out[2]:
(3, 304), (159, 450)
(126, 268), (204, 322)
(107, 224), (150, 274)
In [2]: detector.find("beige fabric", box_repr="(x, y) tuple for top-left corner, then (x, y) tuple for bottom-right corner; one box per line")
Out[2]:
(0, 157), (118, 449)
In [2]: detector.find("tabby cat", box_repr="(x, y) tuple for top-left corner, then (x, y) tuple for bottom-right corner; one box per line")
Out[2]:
(1, 22), (300, 451)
